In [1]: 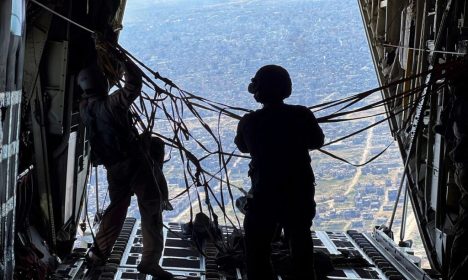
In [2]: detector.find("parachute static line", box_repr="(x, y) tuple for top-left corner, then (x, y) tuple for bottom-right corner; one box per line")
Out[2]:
(30, 0), (463, 175)
(30, 0), (459, 135)
(97, 43), (244, 236)
(92, 39), (461, 239)
(381, 42), (467, 56)
(30, 0), (95, 34)
(85, 37), (468, 253)
(30, 0), (464, 248)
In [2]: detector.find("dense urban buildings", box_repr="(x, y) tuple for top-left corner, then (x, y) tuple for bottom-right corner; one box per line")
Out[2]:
(83, 0), (425, 263)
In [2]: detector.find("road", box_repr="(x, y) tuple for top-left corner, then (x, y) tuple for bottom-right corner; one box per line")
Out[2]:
(343, 122), (374, 196)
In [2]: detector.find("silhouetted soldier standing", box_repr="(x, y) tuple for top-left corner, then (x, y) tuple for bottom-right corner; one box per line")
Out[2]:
(78, 60), (172, 279)
(235, 65), (324, 280)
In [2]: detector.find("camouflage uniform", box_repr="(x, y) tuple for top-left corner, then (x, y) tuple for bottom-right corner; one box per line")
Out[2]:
(80, 68), (165, 266)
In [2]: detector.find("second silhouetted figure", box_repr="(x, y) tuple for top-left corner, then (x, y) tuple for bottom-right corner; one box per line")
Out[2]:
(235, 65), (324, 280)
(78, 59), (172, 279)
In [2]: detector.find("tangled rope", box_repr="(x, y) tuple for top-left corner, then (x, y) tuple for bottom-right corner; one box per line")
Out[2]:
(28, 0), (468, 267)
(91, 37), (464, 251)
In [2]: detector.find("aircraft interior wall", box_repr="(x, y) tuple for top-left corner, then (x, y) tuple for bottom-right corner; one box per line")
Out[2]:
(0, 0), (25, 279)
(2, 0), (468, 278)
(358, 0), (468, 275)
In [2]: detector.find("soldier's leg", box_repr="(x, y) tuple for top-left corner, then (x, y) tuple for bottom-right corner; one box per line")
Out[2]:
(130, 163), (164, 261)
(283, 204), (316, 280)
(135, 192), (163, 263)
(132, 163), (172, 279)
(155, 164), (169, 202)
(155, 164), (173, 210)
(93, 167), (132, 259)
(244, 203), (277, 280)
(285, 221), (315, 279)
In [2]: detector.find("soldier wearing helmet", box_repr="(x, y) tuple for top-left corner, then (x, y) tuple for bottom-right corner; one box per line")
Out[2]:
(78, 61), (173, 279)
(235, 65), (324, 280)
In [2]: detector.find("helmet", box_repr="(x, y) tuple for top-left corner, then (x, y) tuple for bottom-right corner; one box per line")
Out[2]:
(248, 65), (292, 103)
(77, 64), (109, 97)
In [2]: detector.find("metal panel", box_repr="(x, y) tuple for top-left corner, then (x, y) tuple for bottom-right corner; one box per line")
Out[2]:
(357, 0), (463, 274)
(64, 132), (77, 223)
(0, 90), (21, 107)
(115, 267), (206, 280)
(430, 134), (442, 209)
(0, 0), (25, 277)
(43, 41), (68, 135)
(0, 0), (25, 278)
(118, 221), (205, 273)
(74, 141), (90, 225)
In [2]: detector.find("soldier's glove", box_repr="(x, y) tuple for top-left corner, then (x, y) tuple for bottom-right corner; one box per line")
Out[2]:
(121, 60), (142, 90)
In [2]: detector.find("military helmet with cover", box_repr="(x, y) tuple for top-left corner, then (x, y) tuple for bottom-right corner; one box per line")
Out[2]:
(77, 64), (109, 97)
(248, 64), (292, 103)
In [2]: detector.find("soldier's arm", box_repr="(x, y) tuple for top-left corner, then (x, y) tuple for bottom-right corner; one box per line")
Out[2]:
(235, 116), (249, 153)
(108, 61), (143, 110)
(304, 108), (325, 150)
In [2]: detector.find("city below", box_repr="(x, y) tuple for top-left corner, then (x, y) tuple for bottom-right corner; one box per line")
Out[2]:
(82, 0), (426, 264)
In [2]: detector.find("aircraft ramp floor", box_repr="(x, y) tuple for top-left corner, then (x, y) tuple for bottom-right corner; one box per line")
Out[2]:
(54, 218), (428, 280)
